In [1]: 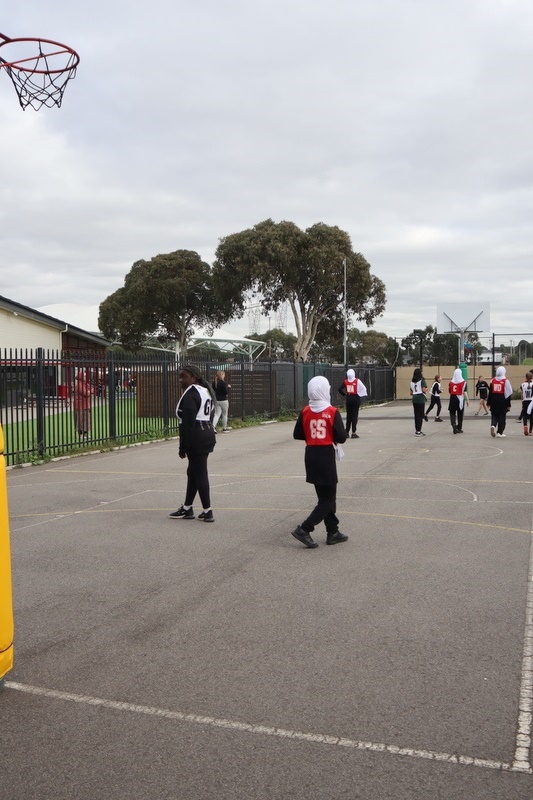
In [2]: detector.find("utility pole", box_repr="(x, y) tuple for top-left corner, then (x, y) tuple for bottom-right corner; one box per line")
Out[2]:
(343, 257), (348, 370)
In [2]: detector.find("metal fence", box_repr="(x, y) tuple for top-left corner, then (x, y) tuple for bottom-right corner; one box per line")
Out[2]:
(0, 348), (394, 466)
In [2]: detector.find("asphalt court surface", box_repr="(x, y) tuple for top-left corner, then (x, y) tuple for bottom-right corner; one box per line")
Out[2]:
(1, 402), (533, 799)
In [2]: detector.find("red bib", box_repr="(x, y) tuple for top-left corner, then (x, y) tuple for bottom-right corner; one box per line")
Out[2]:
(343, 379), (358, 395)
(491, 379), (505, 394)
(449, 380), (465, 395)
(301, 405), (336, 446)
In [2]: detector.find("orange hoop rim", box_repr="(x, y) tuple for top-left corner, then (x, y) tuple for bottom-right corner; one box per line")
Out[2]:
(0, 37), (80, 74)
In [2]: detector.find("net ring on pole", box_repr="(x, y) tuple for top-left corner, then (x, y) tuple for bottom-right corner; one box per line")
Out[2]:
(0, 34), (80, 110)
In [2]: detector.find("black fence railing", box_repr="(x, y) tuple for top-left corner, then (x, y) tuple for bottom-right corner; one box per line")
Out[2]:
(0, 349), (394, 466)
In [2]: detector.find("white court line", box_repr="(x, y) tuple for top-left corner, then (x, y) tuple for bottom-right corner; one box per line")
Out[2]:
(513, 530), (533, 772)
(3, 680), (530, 775)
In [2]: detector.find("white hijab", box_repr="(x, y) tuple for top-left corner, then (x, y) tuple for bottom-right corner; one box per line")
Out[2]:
(346, 369), (355, 381)
(450, 368), (464, 384)
(308, 376), (331, 412)
(495, 366), (513, 398)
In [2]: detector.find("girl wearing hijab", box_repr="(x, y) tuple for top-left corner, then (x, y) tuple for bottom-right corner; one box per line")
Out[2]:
(487, 366), (513, 438)
(169, 365), (217, 522)
(448, 368), (469, 434)
(410, 367), (427, 436)
(292, 376), (348, 548)
(338, 368), (368, 438)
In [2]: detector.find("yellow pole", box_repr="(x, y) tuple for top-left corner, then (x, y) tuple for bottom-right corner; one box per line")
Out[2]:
(0, 423), (14, 683)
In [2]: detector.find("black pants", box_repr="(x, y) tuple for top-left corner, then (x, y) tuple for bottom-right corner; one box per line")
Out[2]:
(449, 407), (464, 432)
(302, 484), (339, 534)
(345, 399), (361, 434)
(184, 452), (211, 509)
(490, 409), (508, 435)
(412, 402), (425, 432)
(426, 395), (441, 417)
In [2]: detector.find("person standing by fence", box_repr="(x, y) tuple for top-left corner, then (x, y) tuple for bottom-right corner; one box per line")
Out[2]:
(212, 370), (231, 433)
(73, 370), (93, 440)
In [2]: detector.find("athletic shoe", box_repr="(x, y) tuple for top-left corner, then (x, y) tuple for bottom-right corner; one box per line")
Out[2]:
(222, 428), (231, 433)
(435, 417), (442, 422)
(198, 510), (215, 522)
(524, 426), (529, 436)
(483, 412), (489, 416)
(496, 433), (506, 437)
(326, 530), (348, 545)
(169, 506), (194, 519)
(424, 414), (429, 422)
(490, 426), (496, 438)
(415, 431), (426, 436)
(474, 411), (479, 416)
(291, 526), (318, 549)
(351, 433), (359, 439)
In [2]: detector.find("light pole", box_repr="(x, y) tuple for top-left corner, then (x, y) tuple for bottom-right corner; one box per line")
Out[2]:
(343, 257), (348, 369)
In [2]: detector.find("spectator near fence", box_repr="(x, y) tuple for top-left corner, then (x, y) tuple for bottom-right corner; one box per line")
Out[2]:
(73, 370), (93, 440)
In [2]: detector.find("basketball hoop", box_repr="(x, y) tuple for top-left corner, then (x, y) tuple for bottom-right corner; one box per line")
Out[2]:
(0, 31), (79, 110)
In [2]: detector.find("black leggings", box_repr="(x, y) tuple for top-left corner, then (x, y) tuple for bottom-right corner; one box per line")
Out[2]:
(426, 396), (441, 417)
(302, 484), (339, 535)
(490, 410), (508, 436)
(412, 402), (425, 432)
(184, 452), (211, 509)
(449, 407), (464, 432)
(345, 399), (361, 434)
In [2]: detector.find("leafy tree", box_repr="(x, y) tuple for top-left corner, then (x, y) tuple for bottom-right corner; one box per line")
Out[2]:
(98, 250), (230, 357)
(432, 332), (460, 365)
(247, 328), (298, 361)
(402, 326), (436, 366)
(213, 219), (386, 361)
(357, 330), (398, 365)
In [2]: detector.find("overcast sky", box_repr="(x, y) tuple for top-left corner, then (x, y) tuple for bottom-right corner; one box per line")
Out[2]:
(1, 0), (533, 348)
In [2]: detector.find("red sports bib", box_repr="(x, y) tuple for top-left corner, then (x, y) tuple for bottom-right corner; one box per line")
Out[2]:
(449, 380), (465, 395)
(491, 379), (505, 394)
(301, 405), (336, 446)
(344, 379), (358, 395)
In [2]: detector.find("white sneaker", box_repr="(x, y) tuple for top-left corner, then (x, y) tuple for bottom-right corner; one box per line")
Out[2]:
(490, 426), (496, 438)
(496, 433), (506, 437)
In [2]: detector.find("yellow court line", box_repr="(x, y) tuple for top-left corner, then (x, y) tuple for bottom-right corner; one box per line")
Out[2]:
(10, 507), (530, 534)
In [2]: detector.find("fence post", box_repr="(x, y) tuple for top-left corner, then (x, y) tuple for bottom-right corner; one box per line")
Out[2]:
(269, 359), (273, 416)
(240, 360), (245, 420)
(162, 362), (170, 434)
(35, 348), (45, 458)
(107, 351), (116, 440)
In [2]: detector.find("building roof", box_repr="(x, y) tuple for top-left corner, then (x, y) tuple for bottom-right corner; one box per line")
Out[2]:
(0, 295), (111, 347)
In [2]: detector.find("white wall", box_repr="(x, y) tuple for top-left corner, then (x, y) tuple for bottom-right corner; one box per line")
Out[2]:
(0, 309), (61, 351)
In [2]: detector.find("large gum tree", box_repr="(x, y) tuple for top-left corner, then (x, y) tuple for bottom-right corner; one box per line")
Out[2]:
(98, 250), (229, 357)
(213, 219), (386, 361)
